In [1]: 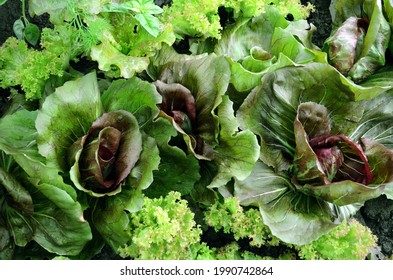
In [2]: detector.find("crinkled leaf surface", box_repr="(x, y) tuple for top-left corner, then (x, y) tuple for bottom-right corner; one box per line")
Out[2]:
(101, 76), (162, 128)
(144, 118), (201, 198)
(328, 0), (391, 83)
(237, 63), (369, 171)
(214, 7), (326, 93)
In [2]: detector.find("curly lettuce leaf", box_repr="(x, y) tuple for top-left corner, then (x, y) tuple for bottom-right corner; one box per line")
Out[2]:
(90, 12), (175, 78)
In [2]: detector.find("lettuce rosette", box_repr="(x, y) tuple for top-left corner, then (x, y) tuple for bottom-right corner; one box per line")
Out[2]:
(34, 72), (161, 250)
(236, 62), (393, 245)
(147, 49), (259, 195)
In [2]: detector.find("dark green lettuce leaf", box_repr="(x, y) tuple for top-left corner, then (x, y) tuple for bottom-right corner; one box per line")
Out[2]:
(0, 110), (92, 257)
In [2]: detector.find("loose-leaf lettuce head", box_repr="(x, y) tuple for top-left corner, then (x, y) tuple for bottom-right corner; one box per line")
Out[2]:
(236, 62), (393, 245)
(90, 11), (175, 78)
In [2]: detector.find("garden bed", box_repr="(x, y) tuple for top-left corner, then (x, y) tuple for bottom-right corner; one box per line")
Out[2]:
(1, 0), (393, 260)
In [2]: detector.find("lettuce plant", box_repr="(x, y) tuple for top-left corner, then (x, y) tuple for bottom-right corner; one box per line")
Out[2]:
(208, 5), (326, 97)
(149, 49), (259, 192)
(118, 191), (206, 260)
(297, 219), (377, 260)
(236, 62), (393, 245)
(30, 72), (165, 251)
(204, 197), (281, 247)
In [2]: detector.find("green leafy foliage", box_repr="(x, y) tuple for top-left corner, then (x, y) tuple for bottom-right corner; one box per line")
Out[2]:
(117, 191), (204, 260)
(297, 220), (377, 260)
(0, 110), (92, 259)
(0, 24), (87, 99)
(204, 197), (281, 247)
(162, 0), (314, 39)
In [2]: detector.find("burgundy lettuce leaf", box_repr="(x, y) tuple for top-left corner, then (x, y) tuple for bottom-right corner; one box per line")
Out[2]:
(154, 80), (196, 134)
(326, 17), (368, 76)
(292, 101), (393, 205)
(68, 110), (142, 196)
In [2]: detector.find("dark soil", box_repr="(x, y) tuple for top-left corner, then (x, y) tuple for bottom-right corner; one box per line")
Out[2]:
(301, 0), (332, 48)
(0, 0), (21, 45)
(1, 0), (392, 259)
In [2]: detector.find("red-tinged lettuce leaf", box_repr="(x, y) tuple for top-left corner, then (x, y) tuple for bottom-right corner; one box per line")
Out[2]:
(104, 70), (198, 202)
(154, 52), (231, 160)
(93, 134), (161, 251)
(237, 63), (366, 171)
(325, 17), (367, 76)
(68, 110), (143, 197)
(327, 0), (391, 83)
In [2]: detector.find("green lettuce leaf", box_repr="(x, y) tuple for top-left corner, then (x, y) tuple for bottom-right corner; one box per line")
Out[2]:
(208, 96), (259, 191)
(0, 109), (92, 257)
(213, 6), (326, 94)
(234, 161), (359, 245)
(36, 72), (103, 171)
(101, 76), (162, 127)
